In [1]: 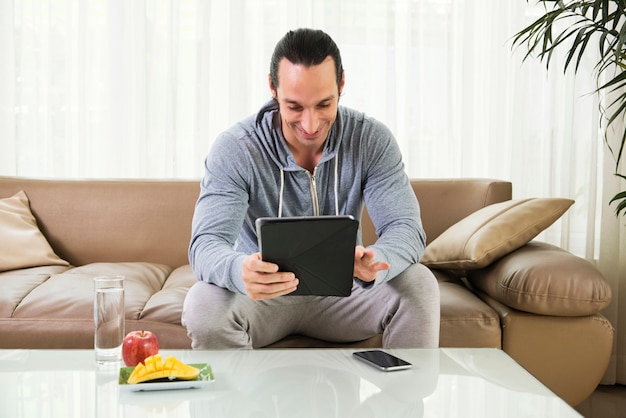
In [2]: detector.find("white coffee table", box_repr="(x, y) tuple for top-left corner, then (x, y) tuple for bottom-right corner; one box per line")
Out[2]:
(0, 348), (581, 417)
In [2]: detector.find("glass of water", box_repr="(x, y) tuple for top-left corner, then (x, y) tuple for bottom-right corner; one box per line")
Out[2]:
(94, 275), (125, 365)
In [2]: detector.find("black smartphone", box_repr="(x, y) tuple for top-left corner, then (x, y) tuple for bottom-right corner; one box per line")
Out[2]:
(353, 350), (412, 371)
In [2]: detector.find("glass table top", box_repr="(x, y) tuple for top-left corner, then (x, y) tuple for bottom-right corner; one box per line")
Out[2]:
(0, 347), (581, 418)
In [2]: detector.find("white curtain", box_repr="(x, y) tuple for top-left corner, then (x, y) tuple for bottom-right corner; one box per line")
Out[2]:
(0, 0), (625, 384)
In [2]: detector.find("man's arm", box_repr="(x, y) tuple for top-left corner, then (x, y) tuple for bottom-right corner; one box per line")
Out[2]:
(360, 121), (426, 284)
(188, 136), (252, 294)
(189, 135), (300, 298)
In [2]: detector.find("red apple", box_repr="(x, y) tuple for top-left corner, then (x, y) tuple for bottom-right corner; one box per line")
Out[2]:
(122, 330), (160, 367)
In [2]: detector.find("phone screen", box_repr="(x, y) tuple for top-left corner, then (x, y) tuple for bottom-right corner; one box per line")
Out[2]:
(353, 350), (412, 371)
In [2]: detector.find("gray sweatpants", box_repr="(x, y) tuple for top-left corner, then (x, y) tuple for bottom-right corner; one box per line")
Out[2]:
(182, 263), (440, 349)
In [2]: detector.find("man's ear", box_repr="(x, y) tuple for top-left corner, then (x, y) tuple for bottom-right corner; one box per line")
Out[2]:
(268, 74), (277, 99)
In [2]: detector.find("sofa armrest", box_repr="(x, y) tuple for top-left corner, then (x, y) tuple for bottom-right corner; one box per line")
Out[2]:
(475, 291), (614, 406)
(466, 241), (612, 316)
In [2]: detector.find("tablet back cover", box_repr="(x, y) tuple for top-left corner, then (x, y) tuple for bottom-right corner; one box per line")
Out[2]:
(256, 216), (359, 296)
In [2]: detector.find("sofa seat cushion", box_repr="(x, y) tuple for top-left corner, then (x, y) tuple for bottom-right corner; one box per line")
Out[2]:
(141, 265), (198, 323)
(0, 265), (72, 317)
(13, 263), (173, 319)
(435, 270), (501, 348)
(0, 262), (196, 349)
(467, 242), (612, 316)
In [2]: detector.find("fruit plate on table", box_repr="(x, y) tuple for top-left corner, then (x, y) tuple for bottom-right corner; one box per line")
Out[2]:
(118, 363), (215, 392)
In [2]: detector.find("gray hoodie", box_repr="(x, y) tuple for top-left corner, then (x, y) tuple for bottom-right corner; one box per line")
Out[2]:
(189, 100), (425, 295)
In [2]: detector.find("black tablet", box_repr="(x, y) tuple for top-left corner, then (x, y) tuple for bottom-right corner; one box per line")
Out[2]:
(255, 215), (359, 297)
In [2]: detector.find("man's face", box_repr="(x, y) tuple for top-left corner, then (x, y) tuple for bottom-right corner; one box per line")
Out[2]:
(270, 56), (344, 157)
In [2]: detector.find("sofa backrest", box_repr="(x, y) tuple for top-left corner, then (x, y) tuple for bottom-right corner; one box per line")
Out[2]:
(0, 177), (512, 267)
(0, 177), (199, 268)
(361, 179), (512, 246)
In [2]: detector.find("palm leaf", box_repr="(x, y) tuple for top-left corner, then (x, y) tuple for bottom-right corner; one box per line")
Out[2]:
(514, 0), (626, 217)
(610, 187), (626, 217)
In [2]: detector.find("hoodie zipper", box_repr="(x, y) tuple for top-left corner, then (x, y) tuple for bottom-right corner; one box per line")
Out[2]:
(307, 167), (320, 216)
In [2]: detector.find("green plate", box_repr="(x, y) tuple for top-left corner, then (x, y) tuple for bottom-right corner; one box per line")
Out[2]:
(118, 363), (214, 392)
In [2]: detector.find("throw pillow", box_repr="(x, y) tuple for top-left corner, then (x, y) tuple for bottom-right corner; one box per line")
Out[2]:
(466, 242), (612, 316)
(420, 198), (574, 270)
(0, 190), (69, 272)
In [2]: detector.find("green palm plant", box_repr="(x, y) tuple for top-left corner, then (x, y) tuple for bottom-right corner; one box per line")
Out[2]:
(512, 0), (626, 217)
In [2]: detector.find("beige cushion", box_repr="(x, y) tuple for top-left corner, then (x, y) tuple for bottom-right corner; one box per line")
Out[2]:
(467, 242), (612, 316)
(420, 198), (574, 270)
(0, 191), (69, 272)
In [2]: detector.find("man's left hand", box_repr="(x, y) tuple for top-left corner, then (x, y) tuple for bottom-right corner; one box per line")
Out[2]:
(353, 245), (390, 283)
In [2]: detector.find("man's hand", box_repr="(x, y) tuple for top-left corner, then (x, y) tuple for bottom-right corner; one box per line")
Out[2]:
(242, 253), (299, 300)
(353, 245), (390, 283)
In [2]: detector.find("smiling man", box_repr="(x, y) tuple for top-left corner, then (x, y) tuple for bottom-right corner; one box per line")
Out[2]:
(183, 28), (440, 349)
(271, 55), (341, 173)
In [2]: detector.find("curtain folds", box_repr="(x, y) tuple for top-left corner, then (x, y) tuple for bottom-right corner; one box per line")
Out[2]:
(0, 0), (624, 384)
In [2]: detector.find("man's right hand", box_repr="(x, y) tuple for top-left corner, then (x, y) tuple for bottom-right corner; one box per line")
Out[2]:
(242, 253), (299, 300)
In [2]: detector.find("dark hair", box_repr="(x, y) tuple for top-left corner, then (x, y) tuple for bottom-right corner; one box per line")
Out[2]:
(270, 28), (343, 89)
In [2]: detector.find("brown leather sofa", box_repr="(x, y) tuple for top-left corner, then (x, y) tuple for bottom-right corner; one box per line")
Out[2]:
(0, 176), (613, 406)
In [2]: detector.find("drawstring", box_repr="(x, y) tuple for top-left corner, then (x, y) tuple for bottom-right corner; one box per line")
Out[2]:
(278, 168), (285, 218)
(277, 155), (339, 217)
(333, 155), (339, 216)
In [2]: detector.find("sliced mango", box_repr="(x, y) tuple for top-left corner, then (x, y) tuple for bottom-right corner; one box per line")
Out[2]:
(127, 354), (200, 384)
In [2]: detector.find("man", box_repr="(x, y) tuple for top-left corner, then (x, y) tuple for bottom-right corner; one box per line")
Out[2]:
(182, 28), (440, 349)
